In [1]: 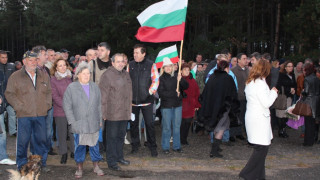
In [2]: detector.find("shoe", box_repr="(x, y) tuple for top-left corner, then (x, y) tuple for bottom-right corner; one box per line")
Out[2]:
(155, 117), (160, 121)
(144, 141), (149, 147)
(236, 135), (245, 140)
(93, 166), (104, 176)
(70, 152), (74, 159)
(278, 128), (289, 138)
(151, 149), (158, 157)
(229, 137), (236, 142)
(109, 165), (121, 171)
(181, 141), (189, 145)
(0, 158), (16, 165)
(221, 141), (234, 146)
(118, 159), (130, 165)
(170, 137), (173, 143)
(124, 138), (130, 145)
(163, 150), (170, 154)
(131, 147), (139, 154)
(173, 148), (183, 153)
(42, 167), (51, 173)
(48, 148), (57, 155)
(75, 169), (83, 178)
(11, 133), (17, 137)
(60, 153), (68, 164)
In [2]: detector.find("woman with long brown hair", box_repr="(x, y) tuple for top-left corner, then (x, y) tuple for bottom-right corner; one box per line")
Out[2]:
(275, 60), (296, 138)
(50, 58), (74, 164)
(239, 60), (278, 180)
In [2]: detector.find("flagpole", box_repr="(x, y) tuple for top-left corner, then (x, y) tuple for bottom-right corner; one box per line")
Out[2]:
(176, 40), (184, 94)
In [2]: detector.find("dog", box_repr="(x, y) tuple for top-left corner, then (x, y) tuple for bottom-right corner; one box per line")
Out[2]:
(7, 155), (42, 180)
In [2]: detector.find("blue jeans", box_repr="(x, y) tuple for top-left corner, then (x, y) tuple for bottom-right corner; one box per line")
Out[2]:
(0, 113), (9, 160)
(161, 106), (182, 150)
(17, 116), (47, 170)
(73, 134), (102, 163)
(6, 105), (17, 135)
(210, 129), (230, 143)
(46, 107), (54, 149)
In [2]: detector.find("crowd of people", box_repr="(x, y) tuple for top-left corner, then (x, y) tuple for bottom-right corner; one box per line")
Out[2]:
(0, 43), (320, 179)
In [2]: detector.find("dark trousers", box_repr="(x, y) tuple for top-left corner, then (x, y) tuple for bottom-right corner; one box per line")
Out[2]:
(239, 144), (269, 180)
(239, 100), (247, 134)
(55, 117), (74, 155)
(105, 120), (127, 167)
(130, 104), (157, 150)
(180, 118), (192, 144)
(304, 116), (316, 146)
(17, 116), (47, 170)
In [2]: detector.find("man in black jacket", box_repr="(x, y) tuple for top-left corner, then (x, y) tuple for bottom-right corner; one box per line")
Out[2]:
(0, 50), (16, 165)
(0, 50), (17, 137)
(129, 44), (159, 157)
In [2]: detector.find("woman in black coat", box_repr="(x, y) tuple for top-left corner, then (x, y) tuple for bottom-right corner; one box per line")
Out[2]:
(200, 61), (237, 158)
(302, 63), (320, 146)
(158, 59), (188, 154)
(276, 60), (296, 138)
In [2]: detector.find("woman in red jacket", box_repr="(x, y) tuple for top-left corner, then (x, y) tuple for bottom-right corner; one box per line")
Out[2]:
(181, 63), (201, 145)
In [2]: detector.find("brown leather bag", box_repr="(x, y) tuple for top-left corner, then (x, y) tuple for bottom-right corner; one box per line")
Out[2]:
(292, 98), (312, 116)
(272, 86), (287, 110)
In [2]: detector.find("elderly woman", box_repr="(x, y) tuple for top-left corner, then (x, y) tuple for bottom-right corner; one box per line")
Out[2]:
(50, 58), (74, 164)
(63, 62), (104, 178)
(158, 58), (188, 154)
(239, 60), (278, 180)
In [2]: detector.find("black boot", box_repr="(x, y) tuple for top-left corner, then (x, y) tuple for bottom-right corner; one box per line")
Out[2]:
(60, 153), (68, 164)
(278, 118), (288, 138)
(314, 124), (319, 142)
(210, 139), (223, 158)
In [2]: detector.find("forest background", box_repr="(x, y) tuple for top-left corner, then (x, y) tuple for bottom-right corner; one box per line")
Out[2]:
(0, 0), (319, 63)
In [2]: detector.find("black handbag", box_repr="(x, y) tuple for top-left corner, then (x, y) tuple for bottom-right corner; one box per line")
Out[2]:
(272, 86), (287, 110)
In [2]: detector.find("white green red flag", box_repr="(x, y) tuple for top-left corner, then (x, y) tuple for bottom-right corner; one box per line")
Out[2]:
(135, 0), (188, 43)
(155, 45), (179, 68)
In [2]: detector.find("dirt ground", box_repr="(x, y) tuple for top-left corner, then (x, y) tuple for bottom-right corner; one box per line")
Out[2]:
(1, 122), (320, 180)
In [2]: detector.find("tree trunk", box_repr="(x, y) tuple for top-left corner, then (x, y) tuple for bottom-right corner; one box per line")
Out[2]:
(273, 1), (281, 59)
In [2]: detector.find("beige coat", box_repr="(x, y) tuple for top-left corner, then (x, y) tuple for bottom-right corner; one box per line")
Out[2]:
(5, 67), (52, 118)
(99, 66), (132, 121)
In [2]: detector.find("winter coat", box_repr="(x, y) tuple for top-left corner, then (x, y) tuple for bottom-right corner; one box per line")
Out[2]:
(0, 62), (16, 113)
(5, 67), (52, 118)
(51, 71), (72, 117)
(302, 74), (320, 119)
(199, 71), (237, 129)
(182, 75), (201, 118)
(99, 66), (132, 121)
(63, 81), (102, 134)
(158, 72), (189, 108)
(276, 72), (296, 98)
(245, 78), (278, 145)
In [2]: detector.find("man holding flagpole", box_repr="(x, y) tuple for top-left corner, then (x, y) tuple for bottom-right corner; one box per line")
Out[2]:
(129, 44), (159, 157)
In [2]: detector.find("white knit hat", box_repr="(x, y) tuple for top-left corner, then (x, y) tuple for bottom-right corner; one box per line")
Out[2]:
(162, 57), (173, 66)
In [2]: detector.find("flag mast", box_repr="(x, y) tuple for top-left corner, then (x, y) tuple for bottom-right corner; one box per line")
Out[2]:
(176, 40), (183, 94)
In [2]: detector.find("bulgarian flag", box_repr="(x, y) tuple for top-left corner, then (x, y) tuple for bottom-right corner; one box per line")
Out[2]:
(136, 0), (188, 42)
(155, 45), (179, 68)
